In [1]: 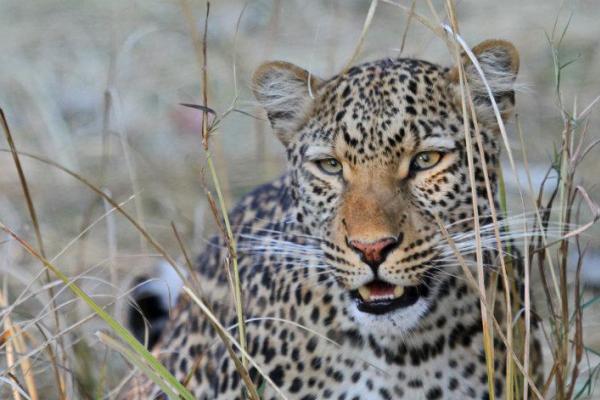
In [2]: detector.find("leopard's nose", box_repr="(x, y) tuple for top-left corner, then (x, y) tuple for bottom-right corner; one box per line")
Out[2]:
(348, 236), (400, 272)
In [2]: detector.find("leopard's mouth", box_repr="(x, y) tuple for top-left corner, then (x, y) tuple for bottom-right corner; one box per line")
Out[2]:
(349, 279), (430, 315)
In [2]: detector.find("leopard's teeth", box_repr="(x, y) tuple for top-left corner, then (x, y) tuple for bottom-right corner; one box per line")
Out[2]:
(358, 286), (371, 302)
(357, 285), (406, 302)
(394, 285), (405, 298)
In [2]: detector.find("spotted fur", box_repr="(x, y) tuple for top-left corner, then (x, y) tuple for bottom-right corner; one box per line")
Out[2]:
(122, 39), (541, 399)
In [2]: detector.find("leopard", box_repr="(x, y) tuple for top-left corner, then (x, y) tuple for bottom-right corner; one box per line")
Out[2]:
(122, 39), (542, 400)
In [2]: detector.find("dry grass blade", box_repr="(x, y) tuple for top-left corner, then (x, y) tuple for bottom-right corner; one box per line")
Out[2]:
(0, 109), (46, 260)
(183, 287), (287, 399)
(3, 281), (142, 390)
(179, 103), (217, 116)
(0, 148), (185, 283)
(0, 223), (195, 400)
(97, 332), (180, 399)
(51, 194), (136, 264)
(440, 13), (497, 399)
(205, 152), (250, 372)
(441, 15), (559, 398)
(559, 186), (600, 239)
(179, 292), (261, 400)
(3, 319), (23, 400)
(201, 2), (210, 150)
(434, 214), (545, 400)
(0, 376), (31, 400)
(0, 108), (66, 400)
(179, 0), (250, 374)
(442, 14), (600, 400)
(380, 0), (444, 38)
(565, 242), (584, 400)
(398, 0), (416, 55)
(442, 21), (561, 309)
(342, 0), (378, 71)
(171, 222), (204, 296)
(514, 115), (535, 400)
(0, 290), (39, 400)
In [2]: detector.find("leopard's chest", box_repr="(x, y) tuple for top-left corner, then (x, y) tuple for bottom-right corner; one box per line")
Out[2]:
(248, 323), (495, 400)
(222, 265), (498, 400)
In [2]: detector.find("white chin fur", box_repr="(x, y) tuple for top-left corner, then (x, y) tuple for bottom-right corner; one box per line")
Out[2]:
(348, 297), (430, 338)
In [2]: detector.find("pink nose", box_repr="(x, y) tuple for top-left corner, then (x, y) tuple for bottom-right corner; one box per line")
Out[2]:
(348, 237), (398, 265)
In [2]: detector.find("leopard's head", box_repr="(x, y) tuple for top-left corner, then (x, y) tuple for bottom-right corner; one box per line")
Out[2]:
(253, 40), (519, 334)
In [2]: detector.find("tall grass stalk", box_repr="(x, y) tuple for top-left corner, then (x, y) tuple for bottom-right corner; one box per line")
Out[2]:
(1, 109), (67, 400)
(442, 7), (500, 398)
(178, 1), (261, 396)
(441, 2), (596, 399)
(0, 288), (38, 400)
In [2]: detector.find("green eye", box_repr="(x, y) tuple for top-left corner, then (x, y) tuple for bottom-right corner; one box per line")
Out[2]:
(316, 158), (343, 175)
(411, 151), (443, 171)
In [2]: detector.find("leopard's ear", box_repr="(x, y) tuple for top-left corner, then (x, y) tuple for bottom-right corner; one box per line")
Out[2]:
(253, 61), (323, 145)
(448, 39), (520, 123)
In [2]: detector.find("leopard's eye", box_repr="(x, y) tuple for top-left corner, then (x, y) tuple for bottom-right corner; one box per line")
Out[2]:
(315, 158), (343, 175)
(411, 151), (443, 171)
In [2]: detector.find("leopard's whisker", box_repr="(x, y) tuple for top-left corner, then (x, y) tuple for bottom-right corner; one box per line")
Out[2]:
(443, 208), (574, 229)
(244, 227), (323, 241)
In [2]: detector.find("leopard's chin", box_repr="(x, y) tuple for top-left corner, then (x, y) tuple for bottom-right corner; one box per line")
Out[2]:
(341, 272), (438, 335)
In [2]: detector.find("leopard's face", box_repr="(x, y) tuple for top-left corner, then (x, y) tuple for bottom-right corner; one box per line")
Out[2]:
(253, 40), (518, 334)
(287, 60), (489, 332)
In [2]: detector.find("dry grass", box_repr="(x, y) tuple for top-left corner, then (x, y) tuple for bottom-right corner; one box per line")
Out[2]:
(1, 0), (600, 398)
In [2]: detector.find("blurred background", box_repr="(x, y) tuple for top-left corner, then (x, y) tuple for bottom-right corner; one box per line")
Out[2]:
(1, 0), (599, 398)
